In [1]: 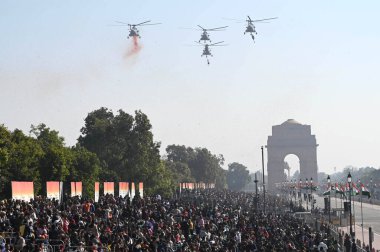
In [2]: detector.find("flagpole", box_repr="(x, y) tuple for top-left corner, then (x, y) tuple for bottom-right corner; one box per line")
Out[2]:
(340, 184), (343, 226)
(360, 181), (364, 246)
(335, 182), (338, 211)
(353, 193), (356, 234)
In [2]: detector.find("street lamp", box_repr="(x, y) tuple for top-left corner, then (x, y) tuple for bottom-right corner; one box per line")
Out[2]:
(261, 146), (266, 214)
(310, 177), (313, 210)
(370, 178), (373, 204)
(348, 172), (353, 237)
(306, 178), (309, 211)
(299, 178), (303, 208)
(290, 179), (293, 205)
(327, 175), (331, 224)
(254, 173), (258, 211)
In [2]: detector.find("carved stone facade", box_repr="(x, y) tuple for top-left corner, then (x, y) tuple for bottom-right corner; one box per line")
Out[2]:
(267, 119), (318, 191)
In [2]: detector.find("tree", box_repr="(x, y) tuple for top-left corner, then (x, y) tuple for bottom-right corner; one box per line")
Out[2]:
(227, 162), (250, 191)
(31, 124), (71, 183)
(78, 108), (170, 195)
(164, 160), (194, 184)
(0, 125), (44, 197)
(68, 145), (101, 198)
(165, 145), (227, 188)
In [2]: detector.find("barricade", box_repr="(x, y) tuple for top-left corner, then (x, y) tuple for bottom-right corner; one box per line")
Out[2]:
(298, 212), (370, 252)
(0, 232), (16, 246)
(68, 245), (110, 252)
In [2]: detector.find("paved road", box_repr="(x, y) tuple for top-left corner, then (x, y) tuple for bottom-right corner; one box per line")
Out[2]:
(312, 195), (380, 234)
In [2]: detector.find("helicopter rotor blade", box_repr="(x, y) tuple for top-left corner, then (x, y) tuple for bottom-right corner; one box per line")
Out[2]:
(209, 41), (225, 46)
(252, 17), (278, 22)
(197, 25), (206, 30)
(207, 26), (228, 31)
(135, 20), (151, 26)
(247, 16), (252, 22)
(139, 22), (161, 26)
(115, 21), (129, 25)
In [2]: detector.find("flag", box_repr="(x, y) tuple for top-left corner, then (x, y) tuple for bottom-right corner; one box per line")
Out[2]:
(345, 183), (359, 196)
(323, 183), (334, 196)
(335, 183), (344, 195)
(352, 183), (359, 195)
(360, 183), (371, 198)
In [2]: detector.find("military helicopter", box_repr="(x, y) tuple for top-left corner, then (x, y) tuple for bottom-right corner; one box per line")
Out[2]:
(244, 16), (277, 42)
(197, 25), (228, 43)
(195, 41), (226, 65)
(112, 20), (161, 39)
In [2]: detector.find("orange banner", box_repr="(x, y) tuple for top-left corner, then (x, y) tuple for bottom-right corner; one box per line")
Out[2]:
(95, 182), (99, 202)
(46, 181), (60, 200)
(71, 182), (82, 197)
(119, 182), (129, 197)
(139, 182), (143, 198)
(11, 181), (34, 201)
(104, 182), (114, 195)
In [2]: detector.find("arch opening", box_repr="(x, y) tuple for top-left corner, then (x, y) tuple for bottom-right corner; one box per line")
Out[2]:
(283, 154), (300, 181)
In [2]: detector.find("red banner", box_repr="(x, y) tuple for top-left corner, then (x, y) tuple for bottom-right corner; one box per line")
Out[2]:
(46, 181), (61, 201)
(71, 182), (82, 197)
(119, 182), (129, 197)
(95, 182), (99, 202)
(11, 181), (34, 201)
(104, 182), (114, 195)
(139, 182), (143, 198)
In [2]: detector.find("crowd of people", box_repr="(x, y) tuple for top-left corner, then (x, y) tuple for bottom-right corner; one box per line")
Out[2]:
(0, 189), (357, 251)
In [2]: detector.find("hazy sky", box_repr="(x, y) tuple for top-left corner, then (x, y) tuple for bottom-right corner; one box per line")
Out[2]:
(1, 1), (380, 176)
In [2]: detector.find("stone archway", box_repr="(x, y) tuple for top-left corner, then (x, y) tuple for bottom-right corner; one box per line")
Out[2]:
(266, 119), (318, 191)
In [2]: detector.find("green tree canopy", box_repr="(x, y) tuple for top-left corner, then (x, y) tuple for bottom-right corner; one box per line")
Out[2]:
(165, 144), (226, 188)
(78, 107), (171, 195)
(226, 162), (250, 191)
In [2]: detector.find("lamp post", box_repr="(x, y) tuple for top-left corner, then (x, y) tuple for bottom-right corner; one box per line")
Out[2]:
(370, 178), (373, 204)
(290, 179), (293, 205)
(261, 146), (266, 214)
(299, 178), (303, 208)
(327, 175), (331, 224)
(254, 173), (258, 211)
(310, 177), (313, 210)
(306, 178), (309, 211)
(348, 172), (353, 237)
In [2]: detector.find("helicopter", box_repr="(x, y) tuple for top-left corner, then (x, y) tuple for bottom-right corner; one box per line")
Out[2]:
(197, 25), (228, 43)
(244, 16), (278, 42)
(112, 20), (161, 39)
(196, 41), (226, 65)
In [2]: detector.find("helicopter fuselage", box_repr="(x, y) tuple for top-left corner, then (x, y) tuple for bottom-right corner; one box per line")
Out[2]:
(200, 31), (211, 42)
(202, 45), (212, 57)
(245, 24), (256, 34)
(128, 27), (140, 38)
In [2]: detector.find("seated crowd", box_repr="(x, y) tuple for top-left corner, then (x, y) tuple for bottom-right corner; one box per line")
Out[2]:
(0, 189), (345, 251)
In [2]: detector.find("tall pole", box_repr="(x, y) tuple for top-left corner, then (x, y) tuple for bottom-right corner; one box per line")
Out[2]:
(306, 178), (309, 211)
(348, 172), (353, 238)
(299, 179), (303, 208)
(359, 179), (364, 246)
(370, 178), (373, 204)
(261, 146), (266, 214)
(327, 175), (331, 224)
(254, 173), (258, 211)
(310, 177), (313, 210)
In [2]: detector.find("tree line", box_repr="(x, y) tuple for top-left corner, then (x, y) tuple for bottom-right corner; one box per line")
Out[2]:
(0, 107), (251, 198)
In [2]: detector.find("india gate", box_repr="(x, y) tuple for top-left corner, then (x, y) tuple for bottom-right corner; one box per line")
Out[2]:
(267, 119), (318, 191)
